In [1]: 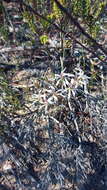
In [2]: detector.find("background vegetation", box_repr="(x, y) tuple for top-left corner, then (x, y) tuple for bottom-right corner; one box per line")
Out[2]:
(0, 0), (107, 190)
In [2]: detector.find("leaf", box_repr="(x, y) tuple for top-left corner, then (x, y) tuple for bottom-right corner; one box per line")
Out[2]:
(52, 0), (66, 19)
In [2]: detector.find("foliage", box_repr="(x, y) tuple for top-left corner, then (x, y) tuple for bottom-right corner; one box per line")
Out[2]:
(52, 0), (66, 19)
(72, 0), (106, 37)
(0, 65), (105, 189)
(0, 71), (22, 135)
(0, 25), (9, 41)
(23, 10), (36, 33)
(0, 0), (107, 189)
